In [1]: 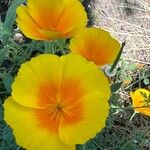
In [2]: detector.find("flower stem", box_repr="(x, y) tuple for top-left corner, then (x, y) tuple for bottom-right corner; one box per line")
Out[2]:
(109, 42), (126, 73)
(55, 40), (64, 50)
(44, 41), (54, 54)
(111, 105), (150, 110)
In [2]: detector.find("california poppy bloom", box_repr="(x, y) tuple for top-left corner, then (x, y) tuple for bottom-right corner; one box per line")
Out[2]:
(16, 0), (87, 41)
(4, 54), (110, 150)
(130, 88), (150, 116)
(70, 27), (121, 66)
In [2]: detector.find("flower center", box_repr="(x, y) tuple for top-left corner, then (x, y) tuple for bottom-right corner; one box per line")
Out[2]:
(36, 80), (84, 133)
(46, 102), (65, 122)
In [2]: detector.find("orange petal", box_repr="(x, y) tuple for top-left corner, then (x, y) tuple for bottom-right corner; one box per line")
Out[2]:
(28, 0), (63, 29)
(56, 0), (87, 37)
(70, 27), (121, 66)
(16, 6), (49, 40)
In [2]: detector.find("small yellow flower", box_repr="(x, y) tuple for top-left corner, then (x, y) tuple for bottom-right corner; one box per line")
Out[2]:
(4, 54), (110, 150)
(16, 0), (87, 41)
(70, 27), (121, 66)
(130, 88), (150, 116)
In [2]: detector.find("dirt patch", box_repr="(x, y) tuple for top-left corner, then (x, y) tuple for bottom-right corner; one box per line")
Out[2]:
(90, 0), (150, 64)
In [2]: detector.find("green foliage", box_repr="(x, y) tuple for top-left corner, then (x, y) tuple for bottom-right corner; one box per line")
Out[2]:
(76, 110), (150, 150)
(2, 0), (26, 44)
(111, 82), (123, 93)
(0, 98), (19, 149)
(143, 78), (149, 85)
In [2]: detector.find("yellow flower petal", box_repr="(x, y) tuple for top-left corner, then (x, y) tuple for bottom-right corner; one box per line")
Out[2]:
(16, 0), (87, 40)
(59, 55), (110, 145)
(56, 0), (87, 37)
(12, 54), (62, 108)
(4, 97), (75, 150)
(130, 89), (150, 116)
(28, 0), (63, 29)
(70, 27), (121, 66)
(59, 92), (109, 145)
(9, 54), (110, 147)
(60, 54), (110, 95)
(16, 6), (50, 40)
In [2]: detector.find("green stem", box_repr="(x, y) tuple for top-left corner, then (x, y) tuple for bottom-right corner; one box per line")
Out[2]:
(82, 144), (86, 150)
(125, 74), (150, 90)
(111, 105), (150, 110)
(109, 42), (126, 73)
(55, 40), (64, 50)
(129, 112), (137, 122)
(44, 41), (54, 54)
(55, 40), (68, 54)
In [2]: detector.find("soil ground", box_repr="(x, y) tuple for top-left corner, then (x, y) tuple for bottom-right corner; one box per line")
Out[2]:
(90, 0), (150, 63)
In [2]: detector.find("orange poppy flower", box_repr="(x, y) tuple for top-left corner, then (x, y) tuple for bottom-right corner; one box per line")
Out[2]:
(70, 27), (121, 66)
(130, 88), (150, 116)
(16, 0), (87, 40)
(4, 54), (110, 150)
